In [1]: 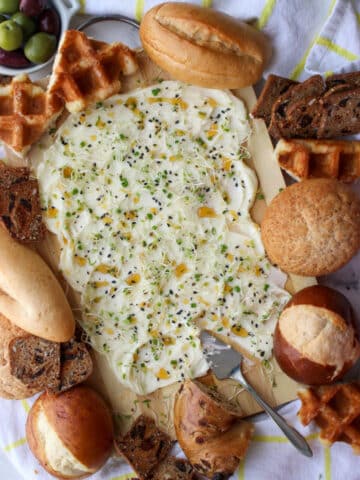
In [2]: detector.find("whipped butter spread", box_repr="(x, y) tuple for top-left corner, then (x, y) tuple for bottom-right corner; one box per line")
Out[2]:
(35, 81), (290, 394)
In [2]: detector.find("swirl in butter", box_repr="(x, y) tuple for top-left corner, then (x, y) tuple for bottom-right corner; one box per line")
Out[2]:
(36, 81), (290, 394)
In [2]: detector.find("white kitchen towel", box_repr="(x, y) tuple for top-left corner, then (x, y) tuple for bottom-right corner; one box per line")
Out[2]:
(1, 1), (360, 480)
(0, 396), (352, 480)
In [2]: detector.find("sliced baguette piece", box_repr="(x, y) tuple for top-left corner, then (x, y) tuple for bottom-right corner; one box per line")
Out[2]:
(0, 226), (74, 342)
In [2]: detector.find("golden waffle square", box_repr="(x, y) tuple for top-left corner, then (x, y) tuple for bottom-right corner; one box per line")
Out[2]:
(48, 30), (138, 113)
(298, 383), (360, 453)
(0, 75), (63, 156)
(275, 138), (360, 183)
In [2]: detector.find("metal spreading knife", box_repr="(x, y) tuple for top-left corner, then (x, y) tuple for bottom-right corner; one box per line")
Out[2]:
(200, 331), (313, 458)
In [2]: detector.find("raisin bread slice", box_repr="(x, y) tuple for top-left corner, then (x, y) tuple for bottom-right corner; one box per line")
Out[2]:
(318, 87), (360, 138)
(57, 338), (93, 393)
(2, 180), (45, 243)
(326, 72), (360, 89)
(0, 163), (45, 243)
(150, 457), (199, 480)
(269, 75), (325, 139)
(115, 415), (174, 479)
(9, 335), (60, 391)
(251, 74), (296, 126)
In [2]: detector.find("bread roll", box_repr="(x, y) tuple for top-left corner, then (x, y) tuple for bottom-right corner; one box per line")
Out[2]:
(26, 386), (114, 479)
(0, 226), (74, 342)
(274, 286), (360, 385)
(140, 2), (270, 89)
(261, 179), (360, 276)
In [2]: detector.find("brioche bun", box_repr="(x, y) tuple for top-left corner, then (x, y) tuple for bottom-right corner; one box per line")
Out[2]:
(26, 386), (114, 479)
(261, 179), (360, 276)
(274, 285), (360, 385)
(140, 2), (270, 89)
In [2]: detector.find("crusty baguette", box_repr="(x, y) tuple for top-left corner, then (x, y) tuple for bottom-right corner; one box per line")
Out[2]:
(140, 2), (270, 89)
(0, 226), (74, 342)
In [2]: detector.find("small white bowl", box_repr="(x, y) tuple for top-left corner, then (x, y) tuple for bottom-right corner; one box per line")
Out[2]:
(0, 0), (79, 76)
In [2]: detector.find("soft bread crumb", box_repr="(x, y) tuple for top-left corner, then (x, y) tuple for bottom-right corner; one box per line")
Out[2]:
(279, 305), (360, 377)
(37, 407), (92, 477)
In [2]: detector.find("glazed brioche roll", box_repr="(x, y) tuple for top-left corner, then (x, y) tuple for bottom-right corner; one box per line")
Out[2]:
(0, 226), (74, 342)
(140, 2), (271, 89)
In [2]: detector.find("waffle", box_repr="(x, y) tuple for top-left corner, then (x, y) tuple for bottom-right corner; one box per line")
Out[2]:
(298, 383), (360, 453)
(48, 30), (138, 113)
(0, 75), (63, 155)
(275, 138), (360, 183)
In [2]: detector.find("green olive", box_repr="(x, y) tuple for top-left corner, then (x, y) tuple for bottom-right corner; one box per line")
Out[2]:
(12, 12), (36, 40)
(0, 20), (23, 51)
(24, 32), (56, 64)
(0, 0), (19, 14)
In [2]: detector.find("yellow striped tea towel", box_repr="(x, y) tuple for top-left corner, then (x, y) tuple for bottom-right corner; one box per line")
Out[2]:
(80, 0), (360, 81)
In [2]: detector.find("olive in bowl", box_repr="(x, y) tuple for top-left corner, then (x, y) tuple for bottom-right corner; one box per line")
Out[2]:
(274, 285), (360, 385)
(0, 0), (78, 74)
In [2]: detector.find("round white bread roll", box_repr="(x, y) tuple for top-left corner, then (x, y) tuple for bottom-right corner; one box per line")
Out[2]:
(0, 226), (74, 342)
(26, 386), (114, 479)
(140, 2), (271, 89)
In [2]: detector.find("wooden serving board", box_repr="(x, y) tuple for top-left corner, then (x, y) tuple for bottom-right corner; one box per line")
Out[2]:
(20, 51), (316, 438)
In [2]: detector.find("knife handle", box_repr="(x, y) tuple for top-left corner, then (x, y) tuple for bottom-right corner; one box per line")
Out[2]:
(233, 372), (313, 457)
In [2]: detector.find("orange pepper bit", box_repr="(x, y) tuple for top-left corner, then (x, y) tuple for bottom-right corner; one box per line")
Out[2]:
(197, 206), (217, 218)
(126, 273), (141, 285)
(175, 263), (188, 278)
(157, 368), (170, 380)
(231, 325), (248, 337)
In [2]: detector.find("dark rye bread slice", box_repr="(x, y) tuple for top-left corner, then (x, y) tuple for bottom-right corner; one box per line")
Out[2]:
(9, 336), (60, 391)
(150, 457), (199, 480)
(115, 415), (174, 479)
(251, 74), (297, 126)
(57, 338), (93, 393)
(318, 87), (360, 138)
(269, 75), (326, 139)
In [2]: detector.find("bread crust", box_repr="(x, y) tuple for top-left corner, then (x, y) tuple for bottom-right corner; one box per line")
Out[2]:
(274, 286), (360, 385)
(261, 179), (360, 276)
(0, 314), (43, 399)
(140, 2), (270, 89)
(26, 386), (114, 479)
(0, 226), (74, 342)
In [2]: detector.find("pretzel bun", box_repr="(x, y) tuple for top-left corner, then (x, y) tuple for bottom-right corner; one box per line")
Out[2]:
(140, 2), (270, 88)
(274, 286), (360, 385)
(26, 386), (114, 479)
(0, 226), (74, 342)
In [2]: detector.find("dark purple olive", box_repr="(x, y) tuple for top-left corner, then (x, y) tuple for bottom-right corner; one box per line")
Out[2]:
(0, 47), (30, 67)
(19, 0), (46, 17)
(39, 8), (59, 36)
